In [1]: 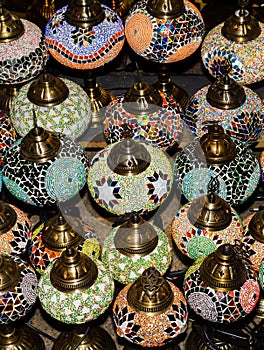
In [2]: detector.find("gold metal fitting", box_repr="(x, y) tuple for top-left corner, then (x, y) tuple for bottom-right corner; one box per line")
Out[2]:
(147, 0), (185, 19)
(200, 244), (247, 292)
(221, 0), (261, 43)
(0, 254), (21, 292)
(107, 138), (151, 176)
(65, 0), (105, 28)
(0, 201), (17, 235)
(248, 210), (264, 243)
(50, 247), (98, 293)
(127, 266), (174, 315)
(196, 123), (237, 166)
(0, 2), (24, 42)
(114, 213), (158, 257)
(27, 73), (69, 107)
(102, 0), (130, 19)
(187, 193), (232, 232)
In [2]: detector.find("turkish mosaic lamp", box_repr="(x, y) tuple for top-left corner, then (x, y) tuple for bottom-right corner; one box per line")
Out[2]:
(0, 1), (49, 113)
(88, 138), (173, 215)
(0, 109), (17, 167)
(125, 0), (205, 109)
(113, 266), (188, 347)
(201, 0), (264, 85)
(10, 72), (92, 140)
(184, 64), (264, 145)
(30, 212), (100, 275)
(103, 80), (184, 151)
(174, 123), (260, 206)
(184, 244), (260, 323)
(260, 151), (264, 183)
(171, 193), (244, 261)
(2, 115), (89, 207)
(101, 212), (172, 284)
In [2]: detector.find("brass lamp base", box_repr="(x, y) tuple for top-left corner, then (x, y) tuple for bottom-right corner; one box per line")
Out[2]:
(0, 85), (20, 114)
(52, 326), (117, 350)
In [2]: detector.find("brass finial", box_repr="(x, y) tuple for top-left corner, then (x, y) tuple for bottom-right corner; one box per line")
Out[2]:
(114, 213), (158, 256)
(65, 0), (105, 28)
(42, 214), (84, 251)
(221, 0), (261, 43)
(187, 193), (232, 232)
(248, 210), (264, 243)
(0, 254), (21, 292)
(107, 138), (151, 175)
(200, 244), (247, 291)
(20, 110), (61, 163)
(147, 0), (185, 19)
(27, 73), (69, 107)
(197, 123), (237, 166)
(0, 201), (17, 235)
(50, 247), (98, 293)
(127, 267), (174, 315)
(0, 1), (24, 42)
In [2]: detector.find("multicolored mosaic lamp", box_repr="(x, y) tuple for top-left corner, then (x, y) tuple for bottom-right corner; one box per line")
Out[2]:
(184, 244), (260, 323)
(174, 123), (260, 206)
(45, 0), (125, 126)
(0, 109), (17, 167)
(184, 65), (264, 145)
(88, 138), (173, 215)
(171, 193), (244, 261)
(103, 80), (184, 151)
(260, 151), (264, 183)
(125, 0), (205, 109)
(0, 1), (49, 113)
(101, 212), (172, 284)
(2, 115), (89, 207)
(113, 266), (188, 347)
(10, 72), (92, 140)
(201, 0), (264, 85)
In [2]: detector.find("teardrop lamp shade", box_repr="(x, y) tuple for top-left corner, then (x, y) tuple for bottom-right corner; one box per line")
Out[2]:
(125, 0), (205, 63)
(44, 4), (125, 70)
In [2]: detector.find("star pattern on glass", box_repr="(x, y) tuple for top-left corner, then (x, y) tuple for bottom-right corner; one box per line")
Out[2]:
(147, 170), (170, 205)
(71, 27), (96, 47)
(94, 176), (121, 209)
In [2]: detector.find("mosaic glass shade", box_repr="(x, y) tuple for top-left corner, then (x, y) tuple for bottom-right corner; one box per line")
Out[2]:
(103, 90), (184, 151)
(171, 195), (244, 261)
(0, 110), (17, 167)
(260, 151), (264, 183)
(184, 245), (260, 323)
(87, 139), (173, 215)
(10, 77), (92, 140)
(0, 201), (32, 257)
(259, 261), (264, 290)
(2, 133), (89, 207)
(0, 19), (49, 85)
(44, 4), (125, 70)
(0, 254), (38, 324)
(184, 84), (264, 146)
(113, 267), (188, 347)
(125, 0), (205, 63)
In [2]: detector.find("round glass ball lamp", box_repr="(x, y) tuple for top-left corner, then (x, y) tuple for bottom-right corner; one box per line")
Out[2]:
(113, 266), (188, 347)
(171, 193), (244, 261)
(0, 109), (17, 167)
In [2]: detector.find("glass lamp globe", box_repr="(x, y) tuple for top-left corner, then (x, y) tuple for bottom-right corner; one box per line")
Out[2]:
(174, 123), (260, 206)
(201, 1), (264, 85)
(0, 110), (17, 167)
(30, 212), (100, 275)
(184, 244), (260, 323)
(88, 138), (173, 215)
(10, 72), (92, 140)
(260, 151), (264, 183)
(259, 261), (264, 291)
(101, 213), (172, 284)
(103, 80), (184, 151)
(184, 69), (264, 145)
(171, 193), (244, 261)
(113, 266), (188, 347)
(38, 247), (115, 324)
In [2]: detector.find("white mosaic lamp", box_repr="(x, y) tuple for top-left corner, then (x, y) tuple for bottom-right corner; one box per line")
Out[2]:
(201, 0), (264, 85)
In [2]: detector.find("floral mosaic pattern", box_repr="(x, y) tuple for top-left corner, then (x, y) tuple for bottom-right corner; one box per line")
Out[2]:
(88, 141), (173, 215)
(184, 85), (264, 145)
(101, 225), (172, 284)
(113, 282), (188, 347)
(171, 202), (244, 260)
(0, 20), (49, 84)
(0, 111), (17, 166)
(125, 0), (205, 63)
(201, 22), (264, 85)
(38, 258), (115, 324)
(10, 78), (91, 140)
(45, 5), (125, 69)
